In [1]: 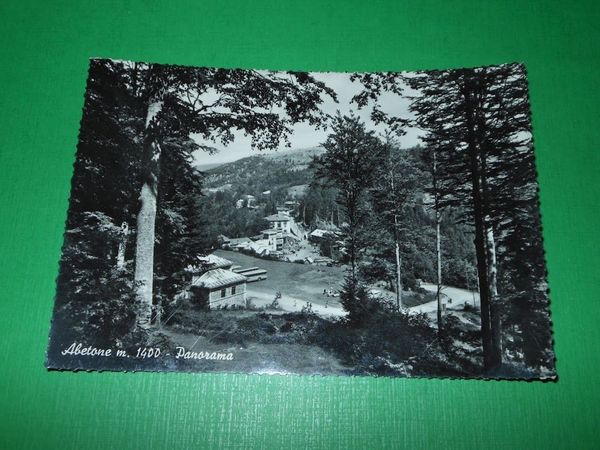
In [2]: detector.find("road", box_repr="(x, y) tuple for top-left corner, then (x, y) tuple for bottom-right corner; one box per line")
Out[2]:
(409, 282), (480, 314)
(216, 250), (480, 321)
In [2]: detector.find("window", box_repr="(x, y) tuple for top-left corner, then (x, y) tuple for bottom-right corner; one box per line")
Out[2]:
(231, 286), (236, 295)
(221, 288), (226, 298)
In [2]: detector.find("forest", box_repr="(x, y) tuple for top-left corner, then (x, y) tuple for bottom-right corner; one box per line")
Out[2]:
(196, 144), (477, 292)
(46, 59), (555, 379)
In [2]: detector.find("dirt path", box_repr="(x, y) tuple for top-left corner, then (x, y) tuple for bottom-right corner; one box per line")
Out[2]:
(409, 282), (480, 314)
(216, 250), (480, 324)
(409, 282), (481, 329)
(247, 290), (346, 318)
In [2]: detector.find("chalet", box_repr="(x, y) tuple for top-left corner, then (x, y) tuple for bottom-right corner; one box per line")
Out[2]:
(260, 211), (307, 253)
(309, 229), (330, 242)
(185, 253), (233, 282)
(226, 236), (252, 250)
(284, 200), (299, 212)
(191, 268), (247, 309)
(264, 212), (292, 233)
(309, 229), (343, 260)
(187, 254), (248, 309)
(245, 195), (256, 208)
(217, 235), (231, 247)
(249, 240), (271, 256)
(235, 194), (256, 209)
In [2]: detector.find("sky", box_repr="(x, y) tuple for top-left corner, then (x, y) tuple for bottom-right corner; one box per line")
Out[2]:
(192, 71), (424, 166)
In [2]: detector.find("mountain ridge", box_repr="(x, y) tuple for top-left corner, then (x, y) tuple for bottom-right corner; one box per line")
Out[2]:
(197, 146), (324, 172)
(200, 147), (325, 195)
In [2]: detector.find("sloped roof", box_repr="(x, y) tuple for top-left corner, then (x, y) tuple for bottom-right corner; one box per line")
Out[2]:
(310, 228), (340, 239)
(194, 268), (247, 289)
(261, 229), (280, 235)
(196, 254), (232, 270)
(250, 241), (271, 255)
(264, 212), (292, 222)
(309, 229), (328, 238)
(229, 237), (252, 245)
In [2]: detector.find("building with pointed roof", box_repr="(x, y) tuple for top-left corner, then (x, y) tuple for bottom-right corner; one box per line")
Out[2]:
(264, 212), (293, 233)
(190, 256), (247, 309)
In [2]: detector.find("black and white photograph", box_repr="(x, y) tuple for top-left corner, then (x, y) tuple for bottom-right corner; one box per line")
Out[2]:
(46, 58), (555, 379)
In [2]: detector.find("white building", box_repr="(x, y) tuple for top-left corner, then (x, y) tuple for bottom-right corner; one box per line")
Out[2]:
(264, 212), (292, 233)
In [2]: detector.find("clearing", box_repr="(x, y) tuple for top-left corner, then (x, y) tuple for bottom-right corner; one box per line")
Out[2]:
(215, 249), (347, 318)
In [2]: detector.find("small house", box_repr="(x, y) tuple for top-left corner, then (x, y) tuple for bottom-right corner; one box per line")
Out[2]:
(245, 194), (256, 208)
(308, 228), (329, 243)
(249, 240), (271, 256)
(235, 195), (256, 209)
(217, 235), (231, 247)
(227, 236), (252, 250)
(284, 200), (299, 212)
(191, 268), (247, 309)
(309, 229), (343, 260)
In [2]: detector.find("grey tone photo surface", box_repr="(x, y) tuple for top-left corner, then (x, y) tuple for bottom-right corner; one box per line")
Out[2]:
(46, 59), (555, 379)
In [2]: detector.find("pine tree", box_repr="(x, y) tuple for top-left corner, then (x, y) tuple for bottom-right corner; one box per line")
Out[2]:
(370, 140), (422, 309)
(353, 64), (546, 373)
(311, 114), (387, 323)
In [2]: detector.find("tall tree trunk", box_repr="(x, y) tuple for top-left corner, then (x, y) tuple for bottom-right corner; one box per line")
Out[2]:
(486, 221), (502, 367)
(116, 221), (129, 270)
(346, 191), (358, 284)
(462, 83), (500, 372)
(469, 165), (497, 372)
(486, 221), (498, 298)
(134, 95), (164, 329)
(394, 215), (402, 310)
(435, 208), (442, 331)
(433, 150), (443, 332)
(390, 168), (402, 309)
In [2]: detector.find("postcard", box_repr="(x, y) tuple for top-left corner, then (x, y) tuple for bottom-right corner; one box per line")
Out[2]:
(46, 59), (555, 379)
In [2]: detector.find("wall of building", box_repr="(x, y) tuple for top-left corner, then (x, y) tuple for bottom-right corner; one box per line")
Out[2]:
(272, 220), (291, 233)
(208, 283), (247, 309)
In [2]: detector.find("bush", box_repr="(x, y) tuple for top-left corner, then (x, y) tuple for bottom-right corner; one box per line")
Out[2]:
(339, 276), (385, 326)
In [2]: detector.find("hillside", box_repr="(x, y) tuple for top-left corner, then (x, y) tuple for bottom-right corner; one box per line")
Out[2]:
(201, 147), (325, 197)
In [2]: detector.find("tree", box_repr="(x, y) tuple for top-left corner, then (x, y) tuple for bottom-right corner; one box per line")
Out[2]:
(153, 136), (207, 311)
(128, 61), (336, 327)
(421, 145), (446, 331)
(353, 64), (544, 373)
(50, 59), (146, 350)
(408, 64), (542, 372)
(432, 149), (443, 331)
(312, 114), (387, 323)
(370, 140), (422, 309)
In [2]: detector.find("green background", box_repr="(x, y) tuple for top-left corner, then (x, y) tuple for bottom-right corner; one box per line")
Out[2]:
(0, 0), (598, 448)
